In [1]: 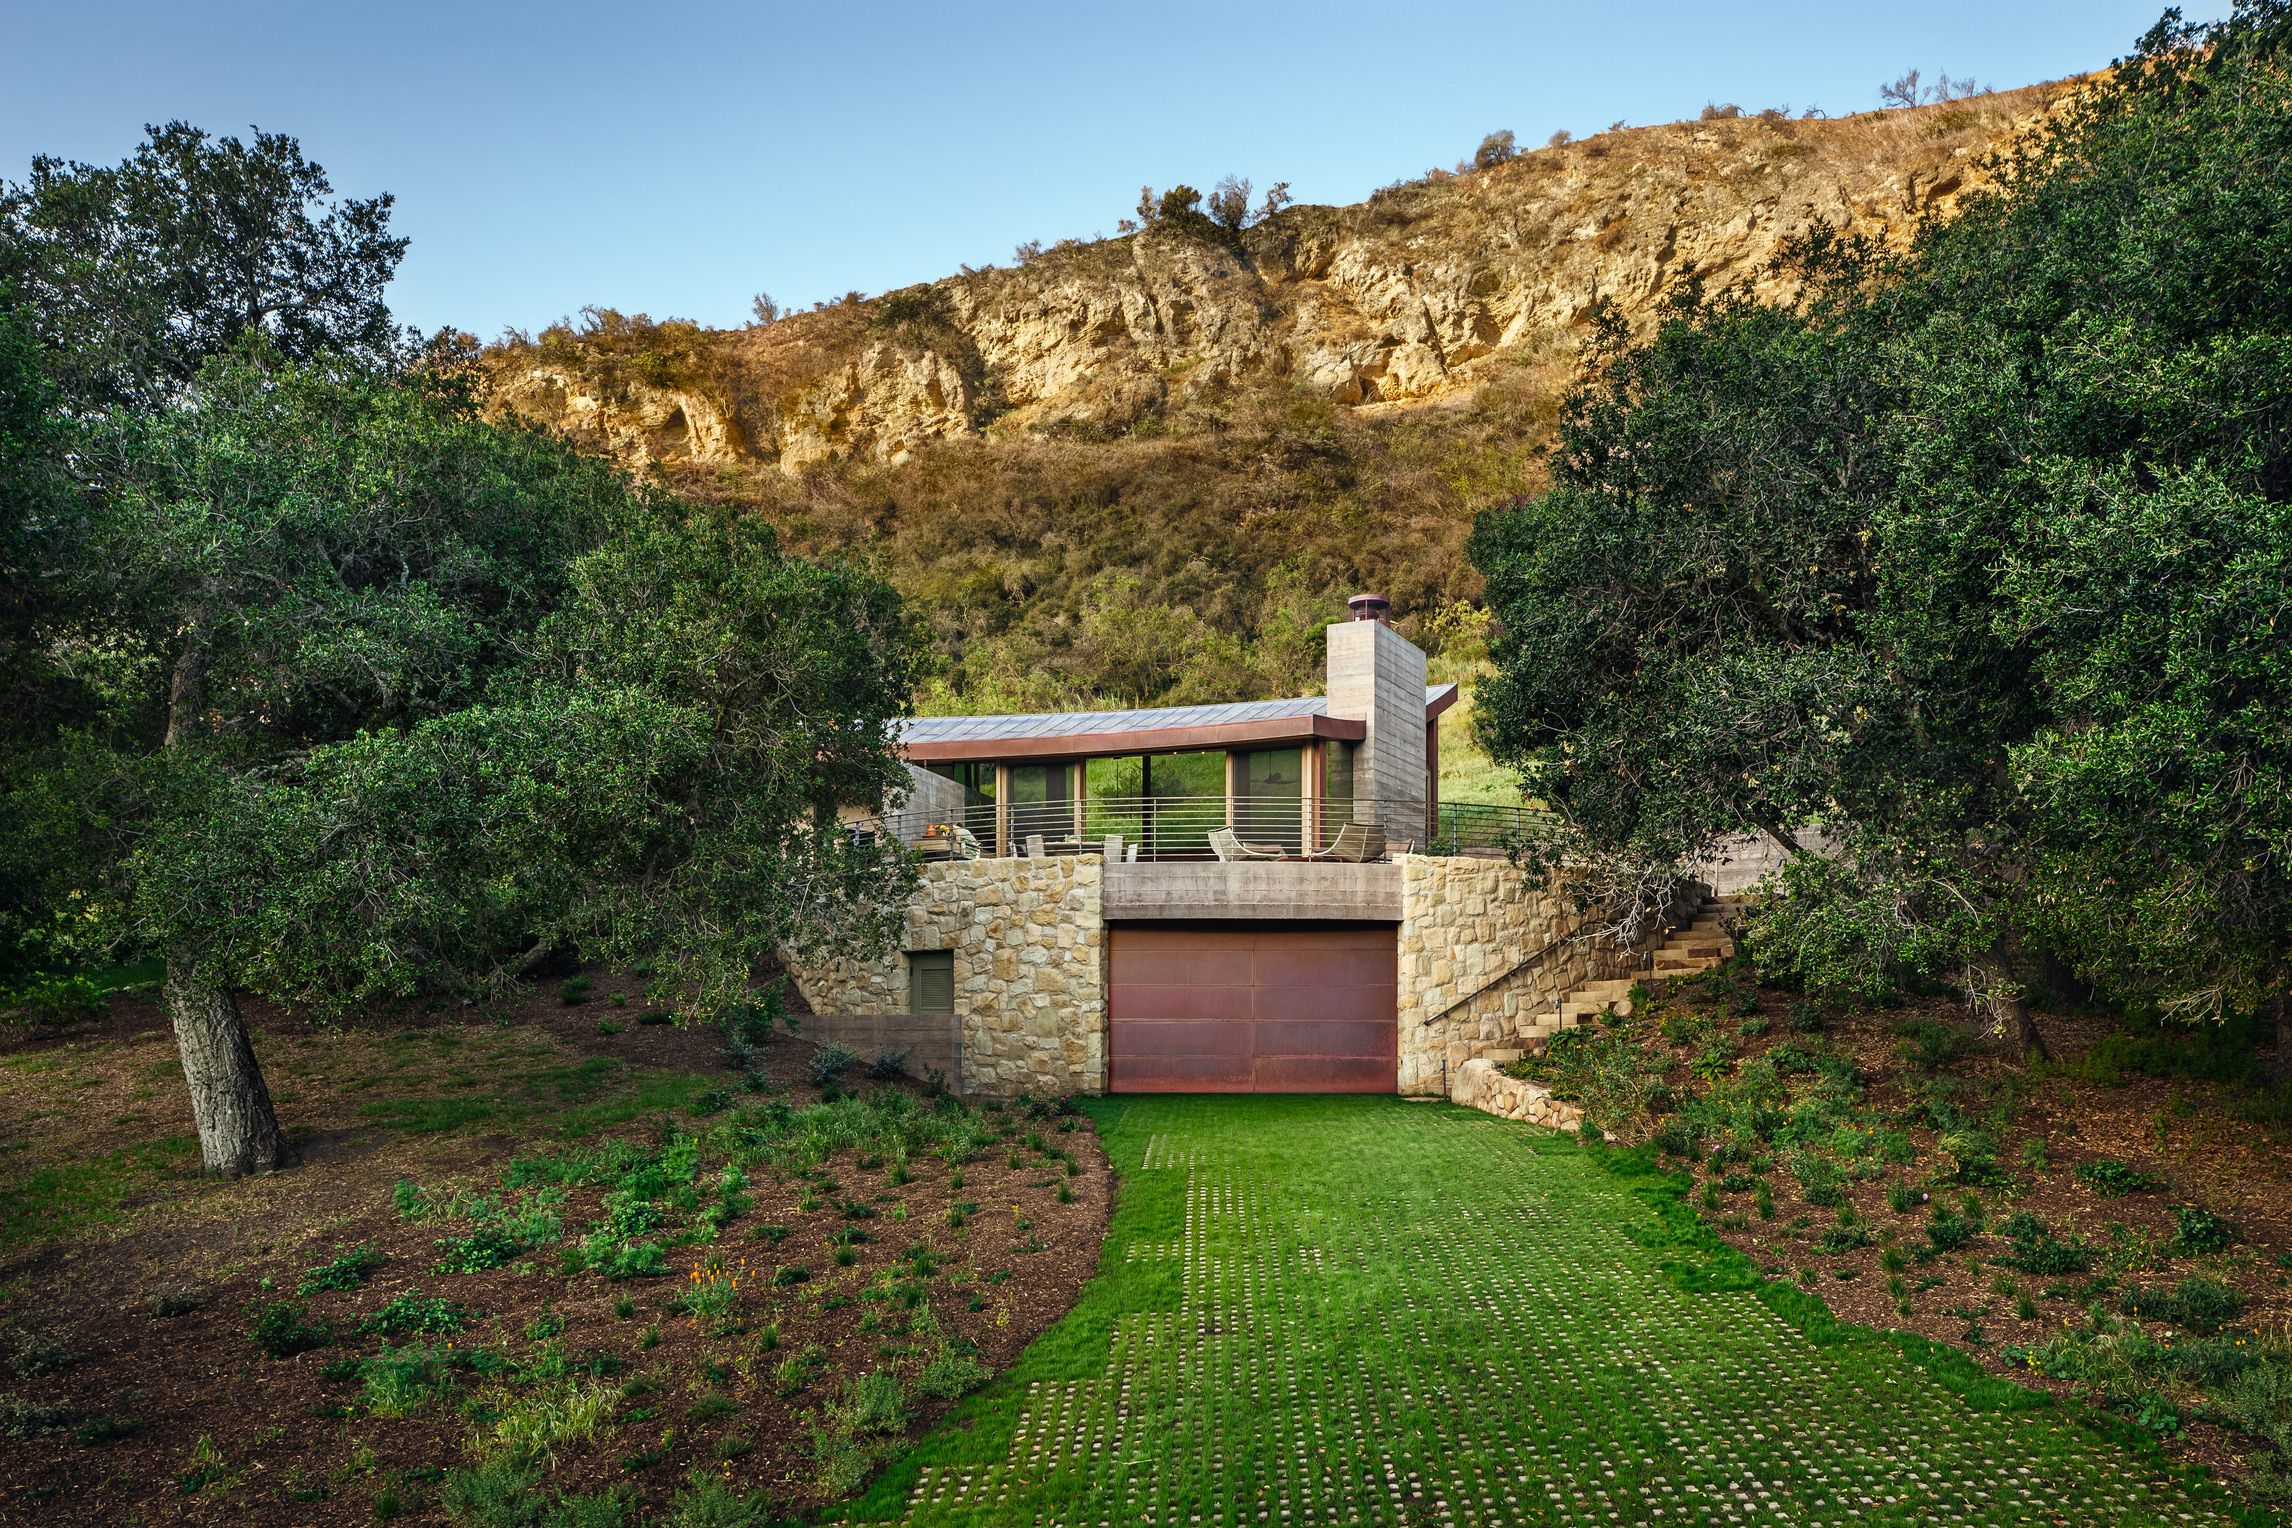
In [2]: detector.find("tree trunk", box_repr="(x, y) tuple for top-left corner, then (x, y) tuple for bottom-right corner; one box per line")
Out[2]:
(2273, 991), (2292, 1085)
(1988, 988), (2052, 1064)
(165, 958), (295, 1176)
(163, 626), (210, 750)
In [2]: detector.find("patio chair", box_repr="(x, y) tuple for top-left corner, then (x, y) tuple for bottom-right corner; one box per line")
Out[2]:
(1304, 822), (1387, 863)
(1025, 834), (1046, 858)
(1102, 834), (1124, 861)
(1210, 826), (1285, 862)
(1126, 842), (1140, 862)
(950, 824), (983, 860)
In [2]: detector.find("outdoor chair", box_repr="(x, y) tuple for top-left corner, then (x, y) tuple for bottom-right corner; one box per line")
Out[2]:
(1210, 826), (1285, 862)
(1025, 834), (1046, 858)
(1102, 835), (1124, 861)
(1304, 822), (1387, 863)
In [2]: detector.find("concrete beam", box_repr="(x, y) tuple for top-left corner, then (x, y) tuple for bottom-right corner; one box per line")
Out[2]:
(1104, 860), (1402, 922)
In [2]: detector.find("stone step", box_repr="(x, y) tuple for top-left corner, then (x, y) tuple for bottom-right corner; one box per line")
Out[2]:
(1654, 951), (1726, 971)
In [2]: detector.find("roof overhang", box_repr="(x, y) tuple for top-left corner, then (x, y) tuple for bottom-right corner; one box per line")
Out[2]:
(903, 712), (1368, 764)
(1426, 683), (1460, 721)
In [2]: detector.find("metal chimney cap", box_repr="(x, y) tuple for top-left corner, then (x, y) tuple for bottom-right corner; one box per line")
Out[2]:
(1346, 593), (1392, 623)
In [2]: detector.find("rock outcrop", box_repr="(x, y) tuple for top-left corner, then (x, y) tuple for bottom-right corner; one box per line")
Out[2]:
(479, 88), (2072, 476)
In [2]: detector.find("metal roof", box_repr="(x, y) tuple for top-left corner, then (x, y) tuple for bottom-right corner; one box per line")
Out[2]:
(898, 687), (1453, 747)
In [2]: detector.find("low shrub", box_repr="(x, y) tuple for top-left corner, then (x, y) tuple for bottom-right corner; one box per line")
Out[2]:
(1998, 1212), (2094, 1275)
(1813, 1212), (1874, 1255)
(73, 1412), (143, 1444)
(246, 1298), (332, 1359)
(3, 973), (104, 1027)
(360, 1344), (457, 1417)
(0, 1392), (71, 1438)
(2122, 1276), (2246, 1335)
(2076, 1158), (2165, 1197)
(435, 1228), (527, 1274)
(773, 1344), (825, 1397)
(149, 1288), (205, 1319)
(2170, 1204), (2237, 1256)
(915, 1347), (988, 1400)
(1925, 1208), (1980, 1252)
(1937, 1129), (2009, 1186)
(9, 1331), (72, 1377)
(668, 1463), (779, 1524)
(808, 1045), (859, 1088)
(1895, 1018), (1978, 1073)
(835, 1367), (909, 1435)
(297, 1246), (390, 1295)
(362, 1291), (470, 1340)
(1788, 1152), (1843, 1208)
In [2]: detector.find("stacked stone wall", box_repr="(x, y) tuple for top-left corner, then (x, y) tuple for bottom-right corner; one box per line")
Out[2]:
(1395, 856), (1638, 1096)
(785, 856), (1104, 1097)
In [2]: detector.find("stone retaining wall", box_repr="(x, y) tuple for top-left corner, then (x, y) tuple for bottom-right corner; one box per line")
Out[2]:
(1448, 1057), (1584, 1130)
(784, 856), (1105, 1098)
(1395, 856), (1638, 1096)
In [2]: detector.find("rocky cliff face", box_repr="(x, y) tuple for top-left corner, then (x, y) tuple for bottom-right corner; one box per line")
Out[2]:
(481, 88), (2067, 477)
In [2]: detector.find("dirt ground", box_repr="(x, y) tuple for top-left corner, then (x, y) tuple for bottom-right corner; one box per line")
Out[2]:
(0, 976), (1111, 1524)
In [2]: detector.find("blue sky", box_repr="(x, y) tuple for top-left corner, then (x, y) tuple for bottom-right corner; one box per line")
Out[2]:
(1, 1), (2224, 340)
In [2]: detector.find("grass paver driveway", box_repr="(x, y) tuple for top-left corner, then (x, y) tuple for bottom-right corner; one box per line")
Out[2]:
(860, 1096), (2234, 1527)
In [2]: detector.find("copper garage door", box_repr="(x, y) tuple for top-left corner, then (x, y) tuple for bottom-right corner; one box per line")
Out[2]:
(1108, 926), (1397, 1093)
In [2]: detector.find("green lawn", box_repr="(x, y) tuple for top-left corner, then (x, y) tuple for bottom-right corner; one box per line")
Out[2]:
(859, 1096), (2236, 1527)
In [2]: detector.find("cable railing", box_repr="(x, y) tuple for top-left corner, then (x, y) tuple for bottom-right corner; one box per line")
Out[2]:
(1434, 800), (1559, 854)
(845, 795), (1554, 863)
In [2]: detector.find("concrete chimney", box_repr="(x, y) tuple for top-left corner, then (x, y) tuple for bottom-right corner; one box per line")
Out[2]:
(1324, 599), (1427, 844)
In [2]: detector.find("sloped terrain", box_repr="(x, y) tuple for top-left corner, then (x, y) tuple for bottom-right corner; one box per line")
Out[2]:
(475, 90), (2073, 713)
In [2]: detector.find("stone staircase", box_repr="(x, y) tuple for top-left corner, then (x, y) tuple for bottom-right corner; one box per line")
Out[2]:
(1550, 891), (1752, 1029)
(1450, 889), (1758, 1125)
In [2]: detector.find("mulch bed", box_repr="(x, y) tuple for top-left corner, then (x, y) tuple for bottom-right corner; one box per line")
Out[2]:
(1646, 985), (2292, 1492)
(0, 981), (1112, 1524)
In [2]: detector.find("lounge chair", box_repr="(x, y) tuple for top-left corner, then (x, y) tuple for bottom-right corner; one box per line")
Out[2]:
(1304, 822), (1387, 863)
(1210, 826), (1285, 862)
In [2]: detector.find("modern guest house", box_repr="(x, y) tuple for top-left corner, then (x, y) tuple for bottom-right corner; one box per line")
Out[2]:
(784, 599), (1687, 1102)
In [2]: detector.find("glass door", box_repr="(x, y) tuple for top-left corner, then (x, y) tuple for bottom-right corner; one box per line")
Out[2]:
(1236, 748), (1303, 853)
(1008, 763), (1075, 851)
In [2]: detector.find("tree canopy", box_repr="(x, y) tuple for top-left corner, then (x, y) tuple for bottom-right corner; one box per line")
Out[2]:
(0, 121), (407, 411)
(1470, 1), (2292, 1060)
(1, 125), (923, 1173)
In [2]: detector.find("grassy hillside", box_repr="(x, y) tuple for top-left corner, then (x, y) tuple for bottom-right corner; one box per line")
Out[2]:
(474, 89), (2074, 784)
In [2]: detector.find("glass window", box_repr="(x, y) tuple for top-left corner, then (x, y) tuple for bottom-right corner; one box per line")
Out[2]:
(907, 950), (955, 1014)
(1083, 756), (1147, 853)
(920, 761), (996, 843)
(1008, 763), (1074, 847)
(1141, 751), (1225, 859)
(1236, 748), (1303, 852)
